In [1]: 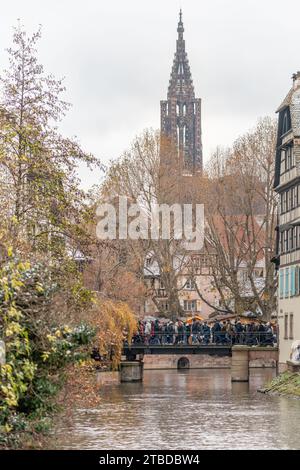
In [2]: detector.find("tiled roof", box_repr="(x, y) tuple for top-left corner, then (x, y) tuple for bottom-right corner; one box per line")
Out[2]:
(276, 88), (294, 113)
(276, 81), (300, 136)
(290, 87), (300, 136)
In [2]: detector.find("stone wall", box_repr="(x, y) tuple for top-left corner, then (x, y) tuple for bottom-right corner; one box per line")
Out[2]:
(143, 354), (231, 370)
(278, 362), (288, 373)
(248, 348), (278, 368)
(96, 371), (119, 386)
(143, 348), (278, 370)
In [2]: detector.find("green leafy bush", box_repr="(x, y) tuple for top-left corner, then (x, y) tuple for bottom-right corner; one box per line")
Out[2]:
(0, 251), (96, 444)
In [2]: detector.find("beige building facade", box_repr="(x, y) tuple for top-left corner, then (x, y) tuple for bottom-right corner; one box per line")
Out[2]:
(274, 72), (300, 370)
(143, 253), (267, 320)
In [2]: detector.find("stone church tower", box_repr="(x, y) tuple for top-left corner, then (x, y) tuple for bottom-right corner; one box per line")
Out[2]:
(160, 10), (203, 175)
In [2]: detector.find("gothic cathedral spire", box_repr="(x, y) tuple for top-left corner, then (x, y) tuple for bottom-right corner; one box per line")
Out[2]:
(160, 10), (203, 175)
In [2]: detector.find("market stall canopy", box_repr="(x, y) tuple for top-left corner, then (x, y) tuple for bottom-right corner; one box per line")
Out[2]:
(186, 315), (204, 324)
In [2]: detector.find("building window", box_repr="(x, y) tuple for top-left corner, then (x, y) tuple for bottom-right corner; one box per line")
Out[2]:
(284, 230), (288, 253)
(280, 232), (284, 254)
(282, 113), (288, 134)
(282, 111), (289, 135)
(253, 269), (263, 278)
(281, 145), (294, 174)
(182, 103), (186, 116)
(281, 192), (286, 214)
(288, 146), (295, 169)
(184, 300), (196, 311)
(185, 278), (196, 290)
(284, 314), (288, 339)
(292, 186), (298, 209)
(281, 184), (299, 215)
(289, 314), (294, 340)
(279, 228), (300, 254)
(286, 147), (294, 171)
(293, 186), (297, 208)
(289, 228), (294, 251)
(290, 188), (294, 210)
(280, 150), (286, 175)
(294, 226), (298, 250)
(160, 301), (169, 312)
(284, 191), (289, 212)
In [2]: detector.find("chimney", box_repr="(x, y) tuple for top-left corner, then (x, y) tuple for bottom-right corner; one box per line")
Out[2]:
(292, 71), (300, 90)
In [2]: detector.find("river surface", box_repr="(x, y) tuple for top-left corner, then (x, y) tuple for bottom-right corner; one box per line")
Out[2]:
(55, 369), (300, 450)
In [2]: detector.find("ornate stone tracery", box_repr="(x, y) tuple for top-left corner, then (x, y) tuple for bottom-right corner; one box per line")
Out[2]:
(160, 10), (203, 175)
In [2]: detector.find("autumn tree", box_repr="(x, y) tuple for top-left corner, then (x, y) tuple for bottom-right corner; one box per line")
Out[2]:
(81, 230), (146, 315)
(196, 117), (277, 320)
(0, 24), (98, 257)
(100, 129), (193, 319)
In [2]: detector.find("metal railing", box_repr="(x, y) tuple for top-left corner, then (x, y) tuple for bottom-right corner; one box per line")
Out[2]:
(126, 332), (276, 347)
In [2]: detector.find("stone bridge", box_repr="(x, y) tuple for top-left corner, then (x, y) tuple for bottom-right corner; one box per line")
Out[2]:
(122, 344), (278, 374)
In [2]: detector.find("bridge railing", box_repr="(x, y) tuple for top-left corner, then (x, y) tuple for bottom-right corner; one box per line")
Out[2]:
(125, 332), (276, 348)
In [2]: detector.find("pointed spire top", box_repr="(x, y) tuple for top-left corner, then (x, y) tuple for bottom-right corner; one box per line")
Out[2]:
(177, 9), (184, 38)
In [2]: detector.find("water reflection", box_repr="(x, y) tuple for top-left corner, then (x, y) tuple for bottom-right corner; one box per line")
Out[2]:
(54, 369), (300, 450)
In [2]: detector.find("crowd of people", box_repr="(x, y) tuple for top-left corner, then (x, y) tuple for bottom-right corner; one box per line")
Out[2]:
(131, 317), (277, 347)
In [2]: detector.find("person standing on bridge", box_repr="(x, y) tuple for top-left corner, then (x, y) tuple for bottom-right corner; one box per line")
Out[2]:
(177, 320), (184, 344)
(191, 319), (200, 344)
(264, 322), (274, 346)
(258, 321), (266, 345)
(202, 321), (211, 345)
(154, 319), (160, 343)
(174, 320), (179, 344)
(225, 321), (234, 344)
(162, 322), (168, 345)
(212, 320), (221, 344)
(234, 320), (243, 344)
(144, 320), (151, 345)
(167, 321), (174, 344)
(185, 321), (191, 345)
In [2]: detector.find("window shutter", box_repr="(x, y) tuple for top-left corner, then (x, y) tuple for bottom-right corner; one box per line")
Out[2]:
(285, 268), (289, 298)
(279, 270), (284, 299)
(295, 267), (299, 296)
(290, 266), (296, 296)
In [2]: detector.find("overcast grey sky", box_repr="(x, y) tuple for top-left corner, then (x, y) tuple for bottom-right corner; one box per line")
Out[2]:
(1, 0), (299, 188)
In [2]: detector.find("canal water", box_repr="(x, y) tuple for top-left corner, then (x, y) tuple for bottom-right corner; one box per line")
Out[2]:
(55, 369), (300, 450)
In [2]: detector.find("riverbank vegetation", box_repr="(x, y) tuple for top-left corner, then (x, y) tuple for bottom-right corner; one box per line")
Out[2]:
(261, 372), (300, 398)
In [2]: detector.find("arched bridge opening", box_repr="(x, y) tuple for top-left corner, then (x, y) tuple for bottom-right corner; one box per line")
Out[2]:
(177, 357), (190, 369)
